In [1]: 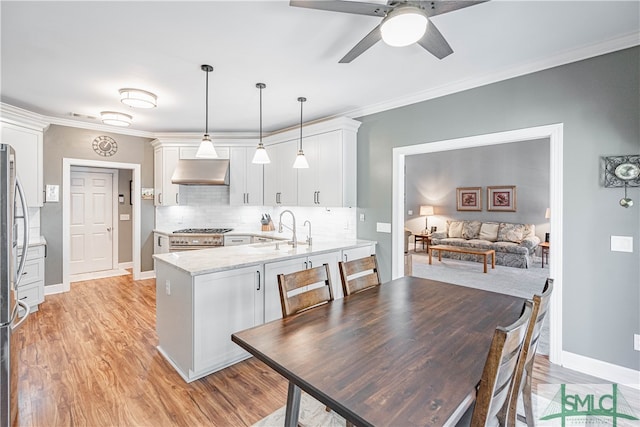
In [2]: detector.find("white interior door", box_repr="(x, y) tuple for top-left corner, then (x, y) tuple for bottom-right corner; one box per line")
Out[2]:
(69, 169), (114, 275)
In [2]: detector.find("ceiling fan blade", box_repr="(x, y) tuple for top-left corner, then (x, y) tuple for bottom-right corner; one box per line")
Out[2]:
(417, 1), (489, 18)
(417, 20), (453, 59)
(339, 24), (382, 63)
(290, 0), (391, 17)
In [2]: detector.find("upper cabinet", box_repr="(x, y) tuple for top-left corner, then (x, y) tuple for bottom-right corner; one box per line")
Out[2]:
(229, 147), (263, 206)
(154, 146), (180, 206)
(1, 121), (45, 207)
(263, 140), (298, 206)
(296, 129), (356, 207)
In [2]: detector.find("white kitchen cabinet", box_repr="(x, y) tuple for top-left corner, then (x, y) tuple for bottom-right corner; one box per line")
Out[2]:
(155, 262), (263, 382)
(263, 140), (298, 206)
(154, 146), (180, 206)
(297, 129), (356, 207)
(229, 147), (263, 206)
(341, 244), (376, 264)
(1, 122), (43, 207)
(154, 233), (170, 255)
(224, 235), (251, 246)
(16, 244), (45, 311)
(263, 250), (340, 323)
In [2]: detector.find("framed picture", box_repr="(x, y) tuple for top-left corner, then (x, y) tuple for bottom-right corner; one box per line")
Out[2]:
(456, 187), (482, 211)
(487, 186), (516, 212)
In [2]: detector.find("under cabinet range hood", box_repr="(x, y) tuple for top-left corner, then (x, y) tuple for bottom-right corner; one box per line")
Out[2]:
(171, 159), (230, 185)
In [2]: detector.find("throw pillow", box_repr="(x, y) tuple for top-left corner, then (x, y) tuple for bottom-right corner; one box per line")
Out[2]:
(448, 221), (464, 238)
(462, 220), (482, 239)
(478, 222), (499, 242)
(497, 223), (525, 243)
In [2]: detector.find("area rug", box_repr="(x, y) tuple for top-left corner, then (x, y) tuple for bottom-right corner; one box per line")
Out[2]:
(409, 253), (550, 355)
(252, 392), (537, 426)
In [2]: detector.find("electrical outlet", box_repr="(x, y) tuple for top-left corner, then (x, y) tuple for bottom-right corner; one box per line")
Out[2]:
(165, 280), (171, 296)
(359, 213), (365, 222)
(634, 334), (640, 351)
(408, 210), (413, 215)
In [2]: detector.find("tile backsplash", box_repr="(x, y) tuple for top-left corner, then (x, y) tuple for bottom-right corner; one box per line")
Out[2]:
(156, 185), (357, 240)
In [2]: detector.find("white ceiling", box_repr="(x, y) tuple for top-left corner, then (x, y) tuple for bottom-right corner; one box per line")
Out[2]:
(1, 1), (638, 135)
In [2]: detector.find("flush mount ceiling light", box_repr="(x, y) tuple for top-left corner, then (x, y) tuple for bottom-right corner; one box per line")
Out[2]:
(252, 83), (270, 164)
(292, 97), (309, 169)
(196, 64), (218, 158)
(380, 6), (428, 47)
(119, 88), (157, 109)
(100, 111), (132, 127)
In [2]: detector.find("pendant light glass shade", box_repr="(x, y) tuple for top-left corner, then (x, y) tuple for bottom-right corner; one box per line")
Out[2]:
(196, 64), (218, 158)
(101, 111), (132, 127)
(380, 6), (428, 47)
(119, 88), (157, 108)
(293, 97), (309, 169)
(252, 83), (270, 164)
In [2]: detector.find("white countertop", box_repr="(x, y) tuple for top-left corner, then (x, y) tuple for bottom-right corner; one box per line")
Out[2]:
(152, 228), (286, 240)
(153, 238), (376, 276)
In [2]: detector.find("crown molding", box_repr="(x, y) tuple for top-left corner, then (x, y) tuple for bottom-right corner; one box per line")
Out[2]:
(343, 31), (640, 120)
(263, 116), (362, 145)
(0, 103), (50, 131)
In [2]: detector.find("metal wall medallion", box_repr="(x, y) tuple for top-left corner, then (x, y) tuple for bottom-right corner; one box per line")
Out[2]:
(602, 155), (640, 188)
(92, 135), (118, 157)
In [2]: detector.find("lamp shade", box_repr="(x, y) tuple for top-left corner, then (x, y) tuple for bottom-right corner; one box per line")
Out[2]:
(195, 134), (218, 158)
(293, 150), (309, 169)
(252, 144), (270, 164)
(419, 205), (434, 216)
(545, 208), (551, 219)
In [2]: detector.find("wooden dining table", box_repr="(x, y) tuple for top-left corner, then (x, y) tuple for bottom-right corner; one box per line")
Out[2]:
(231, 276), (525, 427)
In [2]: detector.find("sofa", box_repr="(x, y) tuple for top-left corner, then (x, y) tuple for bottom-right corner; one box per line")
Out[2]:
(430, 220), (540, 268)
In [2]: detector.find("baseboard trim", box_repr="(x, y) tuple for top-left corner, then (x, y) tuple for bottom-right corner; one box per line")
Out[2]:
(119, 261), (133, 269)
(44, 283), (66, 295)
(137, 270), (155, 280)
(70, 269), (131, 283)
(562, 351), (640, 388)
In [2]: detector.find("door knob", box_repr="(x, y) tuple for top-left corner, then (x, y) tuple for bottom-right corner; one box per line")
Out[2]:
(107, 227), (112, 232)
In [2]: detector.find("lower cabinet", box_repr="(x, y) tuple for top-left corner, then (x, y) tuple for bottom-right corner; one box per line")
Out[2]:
(264, 251), (340, 323)
(223, 235), (251, 246)
(341, 244), (375, 263)
(17, 244), (45, 312)
(154, 233), (170, 254)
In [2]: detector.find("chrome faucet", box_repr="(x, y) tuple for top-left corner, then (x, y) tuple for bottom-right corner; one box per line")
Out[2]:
(303, 220), (312, 246)
(278, 210), (297, 248)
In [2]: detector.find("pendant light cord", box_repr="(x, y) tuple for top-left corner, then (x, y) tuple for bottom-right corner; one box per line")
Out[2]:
(260, 85), (263, 143)
(298, 97), (306, 150)
(205, 69), (209, 134)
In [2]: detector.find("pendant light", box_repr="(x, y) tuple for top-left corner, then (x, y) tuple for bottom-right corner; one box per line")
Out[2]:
(196, 64), (218, 158)
(292, 97), (309, 169)
(251, 83), (270, 164)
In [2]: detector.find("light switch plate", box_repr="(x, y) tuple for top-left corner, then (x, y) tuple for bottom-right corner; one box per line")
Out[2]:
(376, 222), (391, 233)
(359, 213), (365, 222)
(634, 334), (640, 351)
(611, 235), (633, 253)
(120, 214), (130, 221)
(45, 184), (59, 202)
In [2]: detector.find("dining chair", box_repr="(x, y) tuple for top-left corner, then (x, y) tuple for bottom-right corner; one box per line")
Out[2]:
(277, 263), (334, 317)
(455, 300), (533, 426)
(507, 278), (554, 427)
(338, 254), (381, 297)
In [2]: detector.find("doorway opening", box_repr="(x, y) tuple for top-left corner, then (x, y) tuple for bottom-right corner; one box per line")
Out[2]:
(391, 124), (564, 365)
(61, 158), (141, 293)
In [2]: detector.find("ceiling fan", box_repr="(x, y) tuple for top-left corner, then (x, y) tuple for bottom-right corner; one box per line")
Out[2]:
(290, 0), (488, 63)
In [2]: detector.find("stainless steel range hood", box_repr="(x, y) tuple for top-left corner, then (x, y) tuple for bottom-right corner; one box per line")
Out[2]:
(171, 159), (230, 185)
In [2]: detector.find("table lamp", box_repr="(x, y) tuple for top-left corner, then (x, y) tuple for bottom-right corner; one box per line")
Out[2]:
(419, 205), (434, 233)
(544, 207), (550, 242)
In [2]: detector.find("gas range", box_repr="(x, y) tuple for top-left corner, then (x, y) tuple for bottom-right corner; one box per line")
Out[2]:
(169, 228), (233, 251)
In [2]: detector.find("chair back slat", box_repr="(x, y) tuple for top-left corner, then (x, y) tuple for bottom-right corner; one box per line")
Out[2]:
(339, 255), (381, 296)
(507, 278), (554, 426)
(277, 264), (334, 317)
(471, 300), (533, 426)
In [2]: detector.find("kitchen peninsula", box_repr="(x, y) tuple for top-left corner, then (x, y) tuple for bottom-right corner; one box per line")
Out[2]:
(153, 238), (375, 382)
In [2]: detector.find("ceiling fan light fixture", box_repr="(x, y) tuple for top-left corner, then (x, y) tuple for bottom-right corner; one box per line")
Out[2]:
(100, 111), (132, 127)
(119, 88), (157, 108)
(196, 64), (218, 159)
(380, 6), (428, 47)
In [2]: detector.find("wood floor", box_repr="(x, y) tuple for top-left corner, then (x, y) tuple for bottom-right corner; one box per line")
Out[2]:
(14, 273), (614, 426)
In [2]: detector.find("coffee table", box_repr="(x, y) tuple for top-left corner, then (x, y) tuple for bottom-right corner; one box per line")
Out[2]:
(429, 244), (496, 273)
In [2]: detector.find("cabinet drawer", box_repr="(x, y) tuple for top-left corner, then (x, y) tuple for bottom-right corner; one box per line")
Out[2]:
(18, 244), (45, 261)
(16, 281), (44, 308)
(18, 258), (44, 286)
(224, 236), (251, 246)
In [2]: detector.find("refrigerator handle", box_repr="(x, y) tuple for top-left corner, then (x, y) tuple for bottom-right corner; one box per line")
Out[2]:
(10, 300), (30, 331)
(15, 177), (30, 286)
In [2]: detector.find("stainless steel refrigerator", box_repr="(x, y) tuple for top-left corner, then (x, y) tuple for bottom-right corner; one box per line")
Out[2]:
(1, 143), (30, 427)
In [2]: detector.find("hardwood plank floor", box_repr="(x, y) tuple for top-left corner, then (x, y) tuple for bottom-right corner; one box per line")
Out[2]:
(14, 273), (625, 426)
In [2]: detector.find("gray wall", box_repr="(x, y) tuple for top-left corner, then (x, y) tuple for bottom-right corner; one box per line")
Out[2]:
(42, 125), (155, 285)
(356, 47), (640, 371)
(118, 169), (133, 263)
(405, 139), (550, 241)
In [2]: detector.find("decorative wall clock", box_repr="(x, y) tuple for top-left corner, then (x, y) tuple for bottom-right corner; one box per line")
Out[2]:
(92, 135), (118, 157)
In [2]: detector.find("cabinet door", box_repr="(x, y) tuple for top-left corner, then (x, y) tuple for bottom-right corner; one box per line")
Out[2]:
(264, 141), (298, 206)
(1, 123), (43, 207)
(154, 147), (180, 206)
(296, 135), (319, 207)
(245, 150), (264, 206)
(193, 266), (263, 373)
(263, 257), (307, 322)
(153, 233), (170, 254)
(229, 147), (247, 206)
(342, 245), (375, 263)
(307, 251), (341, 299)
(316, 131), (342, 207)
